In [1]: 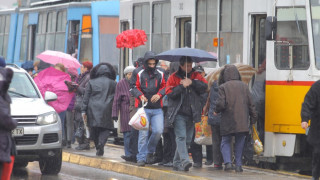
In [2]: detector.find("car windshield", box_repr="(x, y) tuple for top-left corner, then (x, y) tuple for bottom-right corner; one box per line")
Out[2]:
(8, 72), (39, 98)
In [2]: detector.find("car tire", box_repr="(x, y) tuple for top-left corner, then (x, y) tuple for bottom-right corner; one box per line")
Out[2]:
(14, 161), (29, 168)
(39, 149), (62, 175)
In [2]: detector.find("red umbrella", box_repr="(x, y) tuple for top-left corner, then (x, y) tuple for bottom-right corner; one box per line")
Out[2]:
(116, 29), (147, 49)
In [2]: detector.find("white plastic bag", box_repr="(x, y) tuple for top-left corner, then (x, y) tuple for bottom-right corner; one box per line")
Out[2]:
(128, 102), (149, 130)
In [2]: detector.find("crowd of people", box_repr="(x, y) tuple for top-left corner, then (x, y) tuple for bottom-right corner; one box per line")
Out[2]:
(1, 50), (319, 179)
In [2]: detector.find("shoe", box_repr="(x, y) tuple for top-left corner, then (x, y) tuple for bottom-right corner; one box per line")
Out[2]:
(224, 163), (234, 171)
(213, 164), (223, 170)
(121, 155), (130, 161)
(75, 144), (90, 150)
(146, 153), (156, 164)
(182, 162), (192, 171)
(96, 144), (104, 156)
(67, 141), (71, 148)
(204, 160), (213, 165)
(163, 162), (173, 167)
(193, 162), (202, 168)
(128, 156), (137, 163)
(235, 166), (243, 172)
(137, 161), (145, 167)
(62, 140), (67, 147)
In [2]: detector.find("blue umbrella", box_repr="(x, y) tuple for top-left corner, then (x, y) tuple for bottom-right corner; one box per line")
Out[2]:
(155, 47), (217, 63)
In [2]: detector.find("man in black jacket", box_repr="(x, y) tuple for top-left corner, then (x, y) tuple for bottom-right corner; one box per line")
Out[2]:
(165, 57), (208, 171)
(301, 80), (320, 180)
(130, 51), (166, 166)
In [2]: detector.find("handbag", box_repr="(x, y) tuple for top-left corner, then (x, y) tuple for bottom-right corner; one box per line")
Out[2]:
(74, 126), (84, 138)
(194, 115), (212, 145)
(128, 102), (149, 130)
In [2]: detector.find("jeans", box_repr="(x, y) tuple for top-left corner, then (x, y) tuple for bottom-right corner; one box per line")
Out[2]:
(123, 131), (131, 157)
(163, 128), (176, 162)
(59, 111), (67, 141)
(129, 128), (139, 157)
(137, 108), (164, 162)
(221, 133), (246, 166)
(65, 110), (75, 142)
(173, 114), (194, 167)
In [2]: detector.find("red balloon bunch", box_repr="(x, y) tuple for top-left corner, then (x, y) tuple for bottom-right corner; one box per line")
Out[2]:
(116, 29), (148, 49)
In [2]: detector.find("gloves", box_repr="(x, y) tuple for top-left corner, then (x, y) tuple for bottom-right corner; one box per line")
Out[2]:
(112, 117), (118, 121)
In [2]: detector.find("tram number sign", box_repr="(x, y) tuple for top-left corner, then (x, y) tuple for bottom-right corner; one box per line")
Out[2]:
(12, 127), (24, 136)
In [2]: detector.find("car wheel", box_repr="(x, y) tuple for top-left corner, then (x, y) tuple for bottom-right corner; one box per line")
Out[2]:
(39, 149), (62, 175)
(14, 161), (29, 168)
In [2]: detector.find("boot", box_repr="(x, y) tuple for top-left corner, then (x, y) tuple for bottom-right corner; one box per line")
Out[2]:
(67, 141), (71, 148)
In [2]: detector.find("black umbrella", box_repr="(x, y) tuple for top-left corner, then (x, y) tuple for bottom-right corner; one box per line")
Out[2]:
(155, 47), (217, 76)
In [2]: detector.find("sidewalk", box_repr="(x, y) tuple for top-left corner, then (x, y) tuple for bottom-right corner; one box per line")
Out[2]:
(62, 143), (309, 180)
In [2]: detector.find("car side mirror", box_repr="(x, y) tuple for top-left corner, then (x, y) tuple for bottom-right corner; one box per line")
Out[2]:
(44, 91), (57, 102)
(265, 16), (277, 40)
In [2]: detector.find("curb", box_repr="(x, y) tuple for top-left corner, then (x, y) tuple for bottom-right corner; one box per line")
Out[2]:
(62, 152), (209, 180)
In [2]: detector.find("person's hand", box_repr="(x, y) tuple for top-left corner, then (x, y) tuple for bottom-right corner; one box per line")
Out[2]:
(151, 94), (161, 103)
(180, 78), (192, 88)
(112, 117), (118, 122)
(140, 95), (148, 103)
(301, 122), (309, 130)
(213, 112), (217, 116)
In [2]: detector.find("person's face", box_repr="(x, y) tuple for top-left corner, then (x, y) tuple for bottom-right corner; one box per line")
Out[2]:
(80, 65), (88, 74)
(55, 66), (62, 72)
(160, 62), (168, 70)
(126, 72), (133, 80)
(34, 66), (38, 71)
(147, 59), (156, 68)
(180, 62), (193, 73)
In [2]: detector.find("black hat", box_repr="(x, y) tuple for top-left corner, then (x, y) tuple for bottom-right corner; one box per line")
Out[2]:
(194, 65), (204, 72)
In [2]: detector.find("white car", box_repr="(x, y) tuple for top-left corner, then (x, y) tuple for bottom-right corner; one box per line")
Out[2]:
(7, 64), (62, 175)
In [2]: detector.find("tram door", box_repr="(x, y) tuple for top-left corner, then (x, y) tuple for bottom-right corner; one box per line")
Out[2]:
(250, 15), (267, 68)
(120, 21), (129, 79)
(176, 17), (191, 48)
(67, 20), (80, 57)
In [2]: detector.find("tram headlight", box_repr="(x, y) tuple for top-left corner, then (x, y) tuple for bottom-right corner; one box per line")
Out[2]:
(36, 112), (59, 125)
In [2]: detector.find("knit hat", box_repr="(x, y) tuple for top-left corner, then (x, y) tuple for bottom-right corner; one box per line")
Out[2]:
(0, 56), (6, 67)
(82, 61), (93, 70)
(124, 66), (135, 75)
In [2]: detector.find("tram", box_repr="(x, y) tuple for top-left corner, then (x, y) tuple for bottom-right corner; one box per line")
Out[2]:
(0, 0), (120, 68)
(120, 0), (317, 172)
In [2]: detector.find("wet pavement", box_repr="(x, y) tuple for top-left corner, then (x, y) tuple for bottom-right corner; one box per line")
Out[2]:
(62, 143), (311, 180)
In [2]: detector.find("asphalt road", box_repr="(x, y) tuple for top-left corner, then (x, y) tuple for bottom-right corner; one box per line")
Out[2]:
(11, 161), (145, 180)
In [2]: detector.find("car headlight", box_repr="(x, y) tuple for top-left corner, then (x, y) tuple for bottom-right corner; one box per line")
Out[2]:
(36, 112), (59, 125)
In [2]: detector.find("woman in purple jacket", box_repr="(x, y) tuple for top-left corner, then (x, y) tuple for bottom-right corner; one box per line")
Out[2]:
(0, 67), (17, 179)
(112, 66), (135, 160)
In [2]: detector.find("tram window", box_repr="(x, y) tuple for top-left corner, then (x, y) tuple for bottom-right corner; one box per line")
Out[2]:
(133, 3), (150, 62)
(275, 8), (309, 70)
(55, 11), (66, 52)
(0, 15), (10, 58)
(152, 2), (171, 54)
(310, 1), (320, 69)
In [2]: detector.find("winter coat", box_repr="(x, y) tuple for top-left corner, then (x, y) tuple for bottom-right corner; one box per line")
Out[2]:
(112, 78), (132, 132)
(130, 51), (166, 109)
(81, 63), (117, 129)
(165, 67), (208, 127)
(207, 81), (221, 126)
(215, 65), (257, 136)
(74, 70), (90, 112)
(301, 80), (320, 148)
(0, 68), (17, 163)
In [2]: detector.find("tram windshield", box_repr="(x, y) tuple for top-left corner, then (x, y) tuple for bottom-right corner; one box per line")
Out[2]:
(310, 0), (320, 69)
(8, 72), (39, 98)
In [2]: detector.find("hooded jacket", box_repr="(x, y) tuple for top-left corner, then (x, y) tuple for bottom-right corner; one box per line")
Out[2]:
(0, 68), (17, 163)
(81, 63), (117, 129)
(215, 65), (257, 136)
(130, 51), (166, 109)
(165, 67), (208, 127)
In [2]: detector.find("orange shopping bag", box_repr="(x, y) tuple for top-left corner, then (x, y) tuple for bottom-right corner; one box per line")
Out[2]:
(194, 115), (212, 145)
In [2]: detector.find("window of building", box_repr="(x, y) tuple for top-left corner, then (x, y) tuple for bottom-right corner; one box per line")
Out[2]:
(0, 15), (11, 58)
(20, 14), (29, 61)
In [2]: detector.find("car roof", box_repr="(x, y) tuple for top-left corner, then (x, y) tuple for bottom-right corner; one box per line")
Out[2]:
(5, 64), (28, 73)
